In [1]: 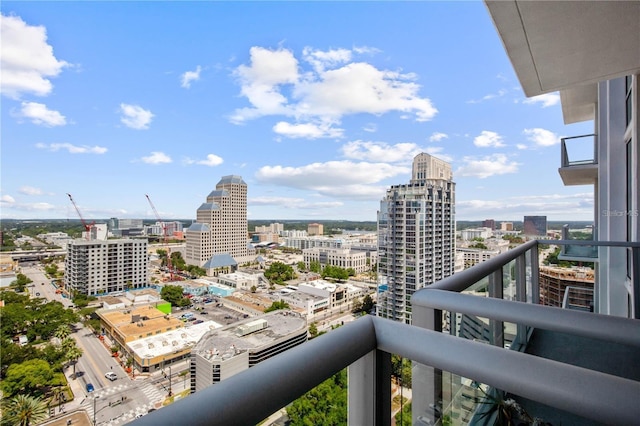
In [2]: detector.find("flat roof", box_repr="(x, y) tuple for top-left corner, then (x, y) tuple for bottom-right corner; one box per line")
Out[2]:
(99, 304), (184, 338)
(128, 320), (222, 360)
(193, 311), (306, 359)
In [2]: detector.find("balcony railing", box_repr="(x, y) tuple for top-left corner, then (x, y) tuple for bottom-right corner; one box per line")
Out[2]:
(133, 239), (640, 426)
(558, 134), (598, 185)
(558, 224), (598, 261)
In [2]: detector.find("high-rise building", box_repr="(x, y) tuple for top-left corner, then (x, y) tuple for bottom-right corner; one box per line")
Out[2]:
(482, 219), (496, 230)
(308, 223), (324, 236)
(65, 238), (148, 296)
(185, 175), (249, 272)
(523, 215), (547, 236)
(377, 153), (456, 324)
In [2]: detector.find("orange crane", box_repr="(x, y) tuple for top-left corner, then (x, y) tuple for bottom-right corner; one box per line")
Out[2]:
(145, 194), (175, 281)
(67, 193), (95, 240)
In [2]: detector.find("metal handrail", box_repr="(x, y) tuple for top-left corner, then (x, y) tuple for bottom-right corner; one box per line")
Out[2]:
(412, 289), (640, 347)
(133, 315), (640, 426)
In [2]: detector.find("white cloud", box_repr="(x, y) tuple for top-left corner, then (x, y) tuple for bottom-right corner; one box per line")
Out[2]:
(1, 194), (16, 203)
(362, 123), (377, 133)
(141, 152), (172, 164)
(119, 103), (154, 129)
(180, 65), (202, 88)
(352, 45), (381, 56)
(455, 154), (520, 178)
(14, 101), (66, 126)
(19, 186), (43, 196)
(474, 130), (505, 148)
(230, 46), (437, 130)
(0, 14), (69, 99)
(273, 121), (343, 139)
(249, 196), (343, 210)
(523, 93), (560, 108)
(184, 153), (224, 167)
(341, 140), (424, 163)
(429, 132), (448, 142)
(255, 160), (409, 200)
(467, 89), (508, 104)
(524, 128), (560, 147)
(456, 192), (594, 220)
(35, 143), (107, 154)
(302, 47), (352, 73)
(516, 144), (528, 150)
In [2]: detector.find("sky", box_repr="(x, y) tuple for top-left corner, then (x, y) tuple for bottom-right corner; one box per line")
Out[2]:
(0, 1), (596, 223)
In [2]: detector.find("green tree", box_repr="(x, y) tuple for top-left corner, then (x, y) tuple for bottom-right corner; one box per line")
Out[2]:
(54, 324), (72, 343)
(297, 261), (306, 271)
(264, 300), (290, 313)
(160, 284), (190, 307)
(264, 262), (296, 285)
(309, 260), (321, 274)
(1, 359), (57, 397)
(361, 294), (375, 313)
(308, 322), (318, 338)
(287, 370), (347, 425)
(351, 298), (363, 314)
(2, 394), (49, 426)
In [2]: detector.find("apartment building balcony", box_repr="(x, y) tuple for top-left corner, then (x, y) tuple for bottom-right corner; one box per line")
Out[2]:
(133, 239), (640, 426)
(558, 224), (598, 262)
(558, 134), (598, 186)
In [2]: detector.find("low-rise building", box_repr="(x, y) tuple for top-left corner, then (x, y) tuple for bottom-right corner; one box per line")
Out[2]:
(190, 311), (307, 393)
(303, 247), (368, 273)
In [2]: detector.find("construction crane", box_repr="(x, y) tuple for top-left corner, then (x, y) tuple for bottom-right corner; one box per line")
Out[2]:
(67, 193), (95, 240)
(145, 194), (175, 281)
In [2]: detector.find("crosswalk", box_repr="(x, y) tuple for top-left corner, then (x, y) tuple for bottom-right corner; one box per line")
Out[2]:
(82, 381), (166, 425)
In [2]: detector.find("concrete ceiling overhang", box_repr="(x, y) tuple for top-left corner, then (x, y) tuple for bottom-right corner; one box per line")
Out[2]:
(485, 0), (640, 123)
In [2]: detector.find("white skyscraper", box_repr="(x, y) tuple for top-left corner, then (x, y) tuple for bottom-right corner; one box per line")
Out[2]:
(185, 175), (249, 272)
(377, 153), (456, 324)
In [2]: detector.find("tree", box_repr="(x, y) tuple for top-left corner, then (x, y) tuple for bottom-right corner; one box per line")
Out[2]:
(287, 370), (347, 425)
(264, 300), (290, 313)
(1, 359), (57, 398)
(308, 322), (318, 338)
(160, 284), (190, 307)
(65, 345), (83, 379)
(54, 325), (72, 343)
(250, 285), (257, 293)
(2, 394), (49, 426)
(309, 261), (321, 274)
(351, 298), (363, 314)
(264, 262), (296, 285)
(297, 261), (306, 271)
(361, 294), (375, 313)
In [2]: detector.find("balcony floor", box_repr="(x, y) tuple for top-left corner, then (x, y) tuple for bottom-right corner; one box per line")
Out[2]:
(514, 327), (640, 425)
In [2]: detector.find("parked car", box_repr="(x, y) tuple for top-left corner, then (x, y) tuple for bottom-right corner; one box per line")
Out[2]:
(194, 319), (204, 324)
(105, 372), (117, 381)
(86, 383), (95, 393)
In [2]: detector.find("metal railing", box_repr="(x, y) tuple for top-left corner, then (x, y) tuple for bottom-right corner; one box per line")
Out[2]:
(132, 239), (640, 426)
(560, 134), (597, 167)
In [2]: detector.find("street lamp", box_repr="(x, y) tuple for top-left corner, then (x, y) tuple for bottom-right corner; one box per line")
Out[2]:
(93, 395), (100, 426)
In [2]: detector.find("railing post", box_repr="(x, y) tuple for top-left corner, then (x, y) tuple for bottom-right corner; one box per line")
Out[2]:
(348, 349), (391, 426)
(514, 254), (528, 348)
(633, 247), (640, 319)
(412, 305), (442, 425)
(489, 269), (504, 348)
(530, 242), (540, 304)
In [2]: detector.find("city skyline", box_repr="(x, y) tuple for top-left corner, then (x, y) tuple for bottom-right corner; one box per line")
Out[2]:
(1, 2), (594, 222)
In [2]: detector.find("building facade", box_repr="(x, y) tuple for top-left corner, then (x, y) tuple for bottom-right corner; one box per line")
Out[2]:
(65, 238), (148, 296)
(303, 247), (368, 274)
(539, 266), (595, 310)
(185, 175), (249, 270)
(523, 216), (548, 236)
(377, 153), (456, 324)
(308, 223), (324, 236)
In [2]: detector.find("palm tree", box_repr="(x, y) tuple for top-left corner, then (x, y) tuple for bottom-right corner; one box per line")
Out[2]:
(54, 325), (72, 344)
(4, 395), (48, 426)
(65, 346), (83, 379)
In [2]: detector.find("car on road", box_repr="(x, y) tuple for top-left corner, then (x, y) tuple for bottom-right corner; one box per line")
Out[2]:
(86, 383), (95, 393)
(105, 372), (117, 381)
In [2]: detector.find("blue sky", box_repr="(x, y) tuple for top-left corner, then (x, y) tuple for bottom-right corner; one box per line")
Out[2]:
(1, 1), (595, 223)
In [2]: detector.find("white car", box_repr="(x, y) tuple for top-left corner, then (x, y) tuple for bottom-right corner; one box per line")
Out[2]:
(105, 372), (117, 381)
